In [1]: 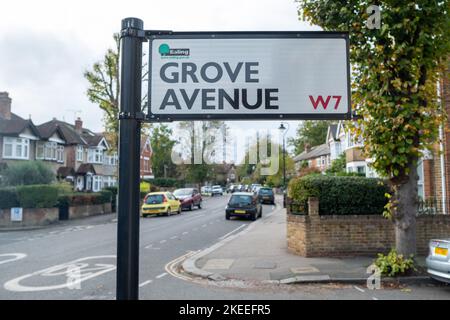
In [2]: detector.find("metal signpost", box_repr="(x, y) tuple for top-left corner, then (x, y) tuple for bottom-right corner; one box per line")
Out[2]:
(117, 17), (350, 300)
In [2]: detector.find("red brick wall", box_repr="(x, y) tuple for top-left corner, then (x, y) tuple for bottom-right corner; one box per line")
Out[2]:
(441, 61), (450, 209)
(287, 198), (450, 257)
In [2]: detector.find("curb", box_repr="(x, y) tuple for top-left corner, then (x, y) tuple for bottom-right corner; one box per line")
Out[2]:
(274, 275), (431, 285)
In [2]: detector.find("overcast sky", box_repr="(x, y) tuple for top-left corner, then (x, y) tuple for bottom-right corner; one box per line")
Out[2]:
(0, 0), (320, 151)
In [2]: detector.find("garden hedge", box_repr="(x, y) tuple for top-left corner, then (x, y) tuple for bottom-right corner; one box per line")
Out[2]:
(0, 187), (19, 209)
(16, 184), (59, 208)
(288, 175), (389, 215)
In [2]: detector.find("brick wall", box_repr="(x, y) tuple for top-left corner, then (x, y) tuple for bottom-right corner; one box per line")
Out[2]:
(287, 197), (450, 257)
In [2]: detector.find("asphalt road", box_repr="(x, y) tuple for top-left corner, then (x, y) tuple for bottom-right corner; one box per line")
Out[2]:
(0, 194), (449, 300)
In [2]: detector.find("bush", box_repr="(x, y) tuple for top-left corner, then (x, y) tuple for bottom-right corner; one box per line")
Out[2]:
(147, 178), (183, 188)
(0, 187), (19, 209)
(288, 175), (389, 215)
(57, 191), (113, 207)
(104, 186), (118, 197)
(1, 161), (55, 186)
(374, 249), (416, 277)
(16, 185), (59, 208)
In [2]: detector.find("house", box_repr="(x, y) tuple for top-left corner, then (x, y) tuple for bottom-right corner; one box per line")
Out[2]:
(0, 92), (118, 192)
(140, 135), (153, 179)
(293, 143), (331, 173)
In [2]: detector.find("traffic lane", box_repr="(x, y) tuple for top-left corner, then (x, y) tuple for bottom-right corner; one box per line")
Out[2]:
(0, 195), (274, 299)
(137, 196), (277, 291)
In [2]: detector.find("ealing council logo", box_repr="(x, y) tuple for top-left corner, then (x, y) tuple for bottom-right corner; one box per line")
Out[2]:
(159, 43), (190, 59)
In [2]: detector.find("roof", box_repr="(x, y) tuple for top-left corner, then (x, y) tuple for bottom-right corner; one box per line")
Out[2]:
(327, 124), (338, 141)
(140, 135), (152, 154)
(37, 119), (106, 147)
(293, 143), (330, 162)
(76, 163), (96, 175)
(0, 113), (40, 137)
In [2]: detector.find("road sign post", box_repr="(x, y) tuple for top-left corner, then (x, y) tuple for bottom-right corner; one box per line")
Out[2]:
(116, 17), (144, 300)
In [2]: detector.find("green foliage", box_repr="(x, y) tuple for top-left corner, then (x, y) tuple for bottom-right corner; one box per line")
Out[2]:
(103, 186), (118, 197)
(57, 191), (113, 207)
(16, 185), (59, 208)
(288, 175), (389, 215)
(148, 178), (183, 188)
(288, 121), (334, 155)
(325, 153), (346, 175)
(0, 187), (19, 209)
(374, 249), (416, 277)
(150, 124), (177, 179)
(1, 161), (55, 186)
(298, 0), (450, 221)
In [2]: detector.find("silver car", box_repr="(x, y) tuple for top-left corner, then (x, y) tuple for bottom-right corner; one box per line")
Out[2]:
(426, 238), (450, 283)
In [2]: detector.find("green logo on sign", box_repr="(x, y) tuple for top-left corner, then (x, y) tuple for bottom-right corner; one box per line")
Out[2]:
(159, 44), (170, 55)
(158, 43), (190, 59)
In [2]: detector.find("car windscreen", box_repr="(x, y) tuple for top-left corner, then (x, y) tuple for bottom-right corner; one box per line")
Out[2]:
(229, 195), (253, 206)
(145, 195), (164, 204)
(174, 189), (192, 196)
(259, 188), (273, 195)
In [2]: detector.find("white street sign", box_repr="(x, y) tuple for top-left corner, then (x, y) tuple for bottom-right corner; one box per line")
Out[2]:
(10, 207), (23, 222)
(148, 32), (350, 121)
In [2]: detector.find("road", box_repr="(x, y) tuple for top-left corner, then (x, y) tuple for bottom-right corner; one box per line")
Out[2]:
(0, 194), (449, 300)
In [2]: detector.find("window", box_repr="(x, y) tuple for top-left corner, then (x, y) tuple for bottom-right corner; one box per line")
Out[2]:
(357, 166), (366, 174)
(93, 175), (103, 192)
(3, 137), (29, 159)
(143, 158), (149, 172)
(417, 160), (424, 199)
(56, 145), (64, 163)
(88, 148), (104, 164)
(44, 142), (57, 160)
(76, 146), (83, 161)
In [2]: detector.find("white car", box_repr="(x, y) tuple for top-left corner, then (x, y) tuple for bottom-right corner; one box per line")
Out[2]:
(211, 185), (223, 196)
(426, 238), (450, 283)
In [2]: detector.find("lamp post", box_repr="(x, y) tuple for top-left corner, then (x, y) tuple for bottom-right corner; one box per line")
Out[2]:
(279, 123), (289, 208)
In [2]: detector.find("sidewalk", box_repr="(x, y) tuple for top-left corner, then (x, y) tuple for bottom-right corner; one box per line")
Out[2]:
(183, 203), (428, 284)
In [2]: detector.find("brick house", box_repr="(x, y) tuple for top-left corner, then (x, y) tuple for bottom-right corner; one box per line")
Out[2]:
(140, 135), (153, 179)
(0, 92), (118, 192)
(293, 143), (331, 173)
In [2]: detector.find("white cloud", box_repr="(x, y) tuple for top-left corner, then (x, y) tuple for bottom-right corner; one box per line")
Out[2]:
(0, 0), (316, 141)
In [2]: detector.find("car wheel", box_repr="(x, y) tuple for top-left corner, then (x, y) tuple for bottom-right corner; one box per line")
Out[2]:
(142, 214), (147, 218)
(198, 201), (202, 209)
(259, 209), (262, 218)
(189, 203), (193, 211)
(177, 207), (181, 214)
(250, 212), (257, 221)
(225, 213), (230, 220)
(166, 207), (171, 216)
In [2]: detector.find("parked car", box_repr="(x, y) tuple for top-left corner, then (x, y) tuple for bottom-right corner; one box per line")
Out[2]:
(173, 188), (202, 211)
(228, 184), (238, 193)
(257, 187), (275, 204)
(251, 184), (261, 193)
(211, 185), (223, 196)
(426, 238), (450, 283)
(225, 192), (262, 221)
(237, 184), (244, 192)
(201, 186), (212, 195)
(141, 192), (181, 217)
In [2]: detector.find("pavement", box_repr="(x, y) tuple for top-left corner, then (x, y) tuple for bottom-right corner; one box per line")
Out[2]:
(183, 197), (429, 285)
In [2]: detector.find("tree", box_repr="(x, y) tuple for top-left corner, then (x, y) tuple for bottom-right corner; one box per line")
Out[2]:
(1, 161), (54, 186)
(326, 153), (346, 175)
(298, 0), (450, 256)
(84, 34), (149, 151)
(288, 120), (334, 155)
(149, 124), (177, 179)
(176, 121), (227, 184)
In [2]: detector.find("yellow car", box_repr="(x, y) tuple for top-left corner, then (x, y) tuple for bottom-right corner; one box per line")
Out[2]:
(141, 192), (182, 217)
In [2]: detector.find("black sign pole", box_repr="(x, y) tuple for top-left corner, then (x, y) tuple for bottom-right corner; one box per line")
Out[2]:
(117, 17), (144, 300)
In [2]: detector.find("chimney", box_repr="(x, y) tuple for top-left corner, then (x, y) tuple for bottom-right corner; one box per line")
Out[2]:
(304, 143), (311, 153)
(75, 117), (83, 133)
(0, 92), (12, 120)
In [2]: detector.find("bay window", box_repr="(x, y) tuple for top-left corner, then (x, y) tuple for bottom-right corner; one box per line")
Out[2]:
(88, 148), (104, 164)
(3, 137), (29, 159)
(56, 145), (64, 163)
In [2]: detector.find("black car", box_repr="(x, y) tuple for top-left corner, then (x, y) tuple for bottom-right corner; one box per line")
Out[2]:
(225, 192), (262, 221)
(257, 187), (275, 204)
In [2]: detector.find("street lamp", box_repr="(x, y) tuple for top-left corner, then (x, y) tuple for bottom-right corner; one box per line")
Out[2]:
(279, 123), (289, 208)
(278, 123), (289, 188)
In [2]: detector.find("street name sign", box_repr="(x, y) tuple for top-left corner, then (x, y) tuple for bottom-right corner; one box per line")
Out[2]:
(148, 32), (350, 121)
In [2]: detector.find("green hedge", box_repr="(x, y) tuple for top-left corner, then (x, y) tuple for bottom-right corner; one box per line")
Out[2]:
(146, 178), (184, 188)
(16, 185), (59, 209)
(0, 187), (19, 209)
(288, 175), (389, 215)
(57, 190), (113, 207)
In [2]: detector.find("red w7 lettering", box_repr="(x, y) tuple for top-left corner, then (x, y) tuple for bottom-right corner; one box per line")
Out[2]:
(309, 95), (342, 110)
